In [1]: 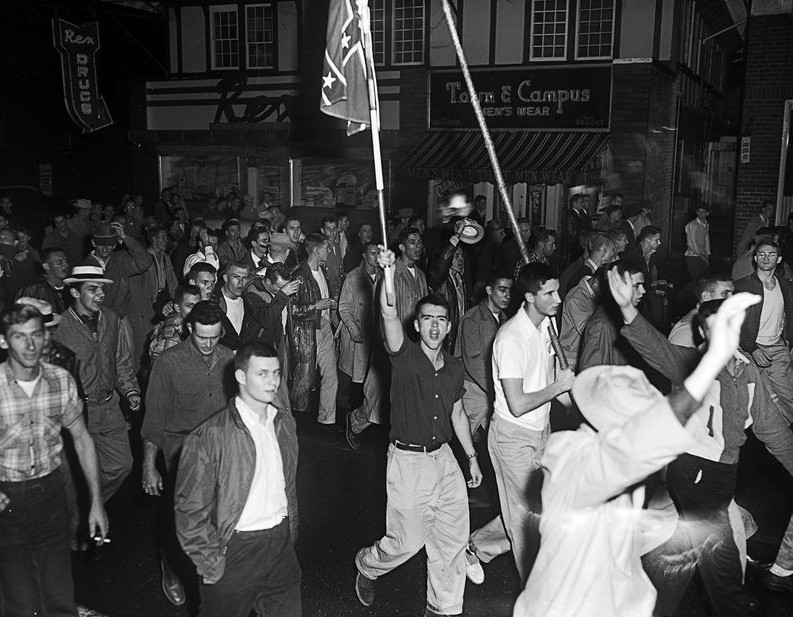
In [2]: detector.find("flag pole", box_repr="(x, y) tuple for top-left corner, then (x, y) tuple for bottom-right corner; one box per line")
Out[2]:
(357, 0), (394, 296)
(439, 0), (528, 266)
(439, 0), (569, 370)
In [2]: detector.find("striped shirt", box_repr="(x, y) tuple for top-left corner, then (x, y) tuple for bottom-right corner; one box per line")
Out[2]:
(0, 361), (82, 481)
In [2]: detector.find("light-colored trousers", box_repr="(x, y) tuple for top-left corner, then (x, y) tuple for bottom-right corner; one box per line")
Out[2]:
(356, 444), (468, 615)
(487, 414), (548, 585)
(316, 320), (338, 425)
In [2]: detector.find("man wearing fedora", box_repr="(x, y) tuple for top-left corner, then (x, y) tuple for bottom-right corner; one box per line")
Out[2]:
(42, 213), (85, 272)
(55, 265), (141, 504)
(87, 220), (152, 367)
(512, 274), (759, 617)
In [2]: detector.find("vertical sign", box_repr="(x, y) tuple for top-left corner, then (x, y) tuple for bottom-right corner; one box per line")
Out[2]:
(52, 19), (113, 133)
(740, 136), (751, 164)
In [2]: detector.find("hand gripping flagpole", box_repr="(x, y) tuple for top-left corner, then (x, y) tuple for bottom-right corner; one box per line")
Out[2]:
(439, 0), (569, 370)
(357, 0), (394, 298)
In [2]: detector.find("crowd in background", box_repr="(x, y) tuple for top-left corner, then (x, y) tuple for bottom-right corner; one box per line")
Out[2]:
(2, 185), (793, 617)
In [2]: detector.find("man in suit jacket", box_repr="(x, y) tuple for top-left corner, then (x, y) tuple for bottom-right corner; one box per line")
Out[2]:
(564, 193), (591, 265)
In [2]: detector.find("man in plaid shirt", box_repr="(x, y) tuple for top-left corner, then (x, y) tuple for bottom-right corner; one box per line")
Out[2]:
(0, 302), (108, 617)
(148, 284), (202, 364)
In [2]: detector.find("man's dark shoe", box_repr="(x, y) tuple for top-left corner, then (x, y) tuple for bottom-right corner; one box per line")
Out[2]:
(161, 559), (186, 606)
(355, 571), (375, 607)
(318, 422), (343, 434)
(345, 414), (361, 450)
(762, 570), (793, 592)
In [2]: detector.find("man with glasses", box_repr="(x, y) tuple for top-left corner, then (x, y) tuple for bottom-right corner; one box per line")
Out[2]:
(735, 239), (793, 592)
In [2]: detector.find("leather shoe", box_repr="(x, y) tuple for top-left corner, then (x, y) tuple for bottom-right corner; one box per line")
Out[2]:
(355, 571), (375, 606)
(345, 414), (361, 450)
(318, 422), (343, 434)
(161, 560), (186, 606)
(762, 570), (793, 593)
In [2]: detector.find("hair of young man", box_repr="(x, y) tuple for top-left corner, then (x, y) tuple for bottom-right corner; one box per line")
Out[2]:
(414, 293), (451, 318)
(604, 204), (622, 218)
(321, 216), (336, 228)
(398, 227), (421, 247)
(221, 218), (241, 236)
(42, 247), (66, 264)
(753, 227), (777, 242)
(224, 260), (251, 278)
(529, 229), (553, 251)
(753, 238), (781, 255)
(569, 194), (583, 208)
(186, 300), (225, 327)
(145, 225), (166, 246)
(247, 226), (270, 246)
(174, 284), (201, 305)
(304, 232), (328, 254)
(281, 216), (300, 232)
(407, 215), (424, 228)
(608, 229), (628, 243)
(263, 262), (289, 285)
(234, 340), (279, 372)
(187, 262), (217, 282)
(636, 225), (662, 245)
(1, 304), (43, 336)
(515, 262), (556, 297)
(335, 212), (349, 223)
(587, 232), (614, 256)
(694, 272), (732, 302)
(487, 269), (512, 288)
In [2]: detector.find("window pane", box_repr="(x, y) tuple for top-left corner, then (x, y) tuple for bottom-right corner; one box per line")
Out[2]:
(393, 0), (424, 65)
(576, 0), (614, 58)
(246, 4), (275, 68)
(212, 8), (239, 68)
(531, 0), (567, 60)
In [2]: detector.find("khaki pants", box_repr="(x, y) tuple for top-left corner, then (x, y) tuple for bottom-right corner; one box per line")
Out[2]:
(315, 321), (338, 425)
(356, 444), (468, 615)
(488, 414), (548, 585)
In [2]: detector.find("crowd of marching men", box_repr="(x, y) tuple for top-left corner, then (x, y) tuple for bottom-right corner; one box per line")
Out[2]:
(1, 188), (793, 617)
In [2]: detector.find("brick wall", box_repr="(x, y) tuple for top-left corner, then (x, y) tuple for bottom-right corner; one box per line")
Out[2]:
(391, 69), (430, 215)
(733, 13), (793, 252)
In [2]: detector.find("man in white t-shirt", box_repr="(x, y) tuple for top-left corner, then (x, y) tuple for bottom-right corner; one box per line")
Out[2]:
(471, 262), (575, 586)
(214, 261), (253, 351)
(734, 239), (793, 591)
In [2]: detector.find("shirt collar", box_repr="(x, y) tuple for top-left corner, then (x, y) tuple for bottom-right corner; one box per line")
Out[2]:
(514, 303), (544, 336)
(235, 395), (275, 427)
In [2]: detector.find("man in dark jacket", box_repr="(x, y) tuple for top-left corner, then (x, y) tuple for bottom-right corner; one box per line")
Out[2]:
(175, 342), (300, 617)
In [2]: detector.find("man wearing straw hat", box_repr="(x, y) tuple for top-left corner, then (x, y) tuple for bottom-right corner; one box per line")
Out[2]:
(55, 265), (140, 504)
(512, 279), (759, 617)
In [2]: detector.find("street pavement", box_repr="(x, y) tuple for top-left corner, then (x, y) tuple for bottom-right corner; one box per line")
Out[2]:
(72, 414), (793, 617)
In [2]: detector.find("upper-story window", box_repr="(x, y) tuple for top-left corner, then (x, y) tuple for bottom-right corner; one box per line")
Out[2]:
(210, 5), (239, 69)
(393, 0), (424, 65)
(246, 4), (275, 68)
(531, 0), (569, 61)
(370, 0), (386, 66)
(576, 0), (615, 59)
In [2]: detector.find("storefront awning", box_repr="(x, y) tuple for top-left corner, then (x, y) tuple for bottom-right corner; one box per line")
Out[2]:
(401, 131), (609, 185)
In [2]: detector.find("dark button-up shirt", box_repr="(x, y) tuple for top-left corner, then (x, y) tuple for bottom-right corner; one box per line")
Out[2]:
(0, 361), (82, 481)
(142, 338), (234, 455)
(388, 339), (464, 446)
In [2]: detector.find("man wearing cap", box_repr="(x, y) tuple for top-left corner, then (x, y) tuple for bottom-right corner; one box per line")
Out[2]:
(0, 301), (109, 617)
(68, 198), (94, 241)
(55, 265), (140, 504)
(87, 220), (151, 350)
(42, 214), (85, 271)
(513, 281), (759, 617)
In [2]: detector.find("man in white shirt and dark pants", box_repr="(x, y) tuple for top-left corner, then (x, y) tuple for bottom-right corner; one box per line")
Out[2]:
(175, 341), (300, 617)
(483, 262), (574, 585)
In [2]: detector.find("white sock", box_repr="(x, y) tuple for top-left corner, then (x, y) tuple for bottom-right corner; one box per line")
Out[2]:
(770, 564), (793, 577)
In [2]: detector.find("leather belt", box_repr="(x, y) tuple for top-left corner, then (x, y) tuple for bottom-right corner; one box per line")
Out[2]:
(392, 440), (443, 453)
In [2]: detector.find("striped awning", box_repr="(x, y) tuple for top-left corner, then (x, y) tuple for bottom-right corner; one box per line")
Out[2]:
(401, 131), (609, 185)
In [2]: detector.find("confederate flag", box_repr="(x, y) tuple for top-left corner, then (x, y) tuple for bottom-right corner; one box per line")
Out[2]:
(320, 0), (375, 135)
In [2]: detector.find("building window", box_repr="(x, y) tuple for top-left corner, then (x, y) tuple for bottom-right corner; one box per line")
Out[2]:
(393, 0), (424, 65)
(531, 0), (569, 61)
(246, 4), (275, 68)
(210, 5), (239, 69)
(576, 0), (614, 59)
(370, 0), (386, 66)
